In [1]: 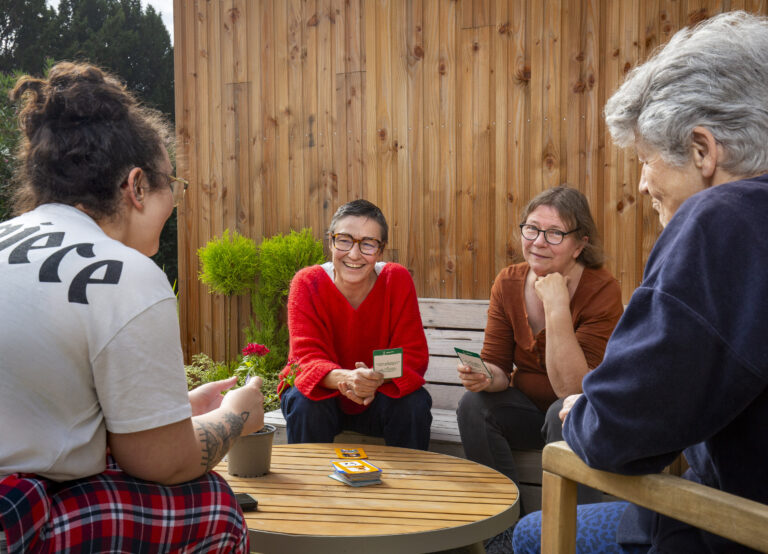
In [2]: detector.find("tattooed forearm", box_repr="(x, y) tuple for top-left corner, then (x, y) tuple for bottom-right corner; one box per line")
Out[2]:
(195, 411), (250, 471)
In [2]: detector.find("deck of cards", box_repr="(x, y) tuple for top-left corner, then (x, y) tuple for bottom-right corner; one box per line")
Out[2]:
(329, 459), (383, 487)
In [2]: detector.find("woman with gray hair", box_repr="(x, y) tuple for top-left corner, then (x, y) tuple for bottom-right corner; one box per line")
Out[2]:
(513, 11), (768, 553)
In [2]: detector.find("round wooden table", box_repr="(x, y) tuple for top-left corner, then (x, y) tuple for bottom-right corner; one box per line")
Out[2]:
(217, 443), (519, 554)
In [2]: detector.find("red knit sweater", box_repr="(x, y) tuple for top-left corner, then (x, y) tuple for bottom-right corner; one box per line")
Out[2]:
(279, 263), (428, 414)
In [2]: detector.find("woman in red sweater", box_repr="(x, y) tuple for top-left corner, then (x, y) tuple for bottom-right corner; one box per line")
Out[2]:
(278, 200), (432, 449)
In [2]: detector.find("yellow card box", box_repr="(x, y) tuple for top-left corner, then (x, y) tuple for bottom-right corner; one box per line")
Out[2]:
(330, 459), (381, 476)
(334, 447), (368, 459)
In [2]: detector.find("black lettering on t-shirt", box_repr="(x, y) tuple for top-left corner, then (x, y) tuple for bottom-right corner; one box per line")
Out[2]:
(0, 222), (54, 251)
(0, 227), (43, 252)
(39, 243), (96, 282)
(9, 232), (66, 264)
(0, 223), (24, 240)
(68, 260), (124, 304)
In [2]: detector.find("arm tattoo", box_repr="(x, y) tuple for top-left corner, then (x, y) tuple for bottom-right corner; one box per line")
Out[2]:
(195, 411), (250, 471)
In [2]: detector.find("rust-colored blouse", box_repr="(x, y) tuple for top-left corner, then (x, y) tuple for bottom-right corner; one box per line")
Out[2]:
(480, 262), (623, 412)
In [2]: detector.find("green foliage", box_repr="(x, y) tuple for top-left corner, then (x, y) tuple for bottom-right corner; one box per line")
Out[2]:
(184, 350), (282, 412)
(198, 230), (259, 297)
(0, 69), (20, 222)
(184, 353), (234, 390)
(0, 0), (56, 76)
(246, 228), (325, 382)
(1, 0), (177, 281)
(0, 0), (174, 115)
(191, 228), (323, 412)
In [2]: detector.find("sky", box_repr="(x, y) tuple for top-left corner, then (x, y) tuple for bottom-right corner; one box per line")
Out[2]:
(46, 0), (175, 44)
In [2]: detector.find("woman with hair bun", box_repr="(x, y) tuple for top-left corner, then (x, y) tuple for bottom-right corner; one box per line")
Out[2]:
(0, 62), (263, 553)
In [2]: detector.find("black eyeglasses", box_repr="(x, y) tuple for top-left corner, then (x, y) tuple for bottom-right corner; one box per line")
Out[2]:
(519, 223), (580, 245)
(330, 233), (384, 255)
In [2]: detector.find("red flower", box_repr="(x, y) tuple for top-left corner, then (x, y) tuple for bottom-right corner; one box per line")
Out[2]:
(242, 343), (270, 357)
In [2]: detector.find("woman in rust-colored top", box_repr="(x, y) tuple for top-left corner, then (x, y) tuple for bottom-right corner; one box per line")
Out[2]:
(456, 186), (623, 514)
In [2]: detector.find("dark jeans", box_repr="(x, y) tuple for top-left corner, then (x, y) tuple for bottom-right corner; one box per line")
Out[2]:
(457, 389), (602, 513)
(280, 385), (433, 450)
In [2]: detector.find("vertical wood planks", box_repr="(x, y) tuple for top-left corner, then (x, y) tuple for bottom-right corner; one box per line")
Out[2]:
(362, 0), (378, 202)
(473, 23), (491, 298)
(457, 15), (474, 298)
(389, 0), (409, 265)
(508, 0), (528, 265)
(208, 1), (225, 361)
(601, 0), (620, 290)
(276, 0), (292, 233)
(617, 1), (640, 299)
(541, 0), (562, 191)
(374, 0), (394, 253)
(490, 0), (509, 281)
(317, 0), (336, 230)
(221, 0), (239, 358)
(196, 0), (214, 359)
(345, 0), (364, 200)
(260, 0), (277, 238)
(332, 0), (348, 213)
(302, 0), (319, 235)
(422, 0), (440, 297)
(173, 0), (768, 361)
(405, 0), (424, 278)
(528, 0), (544, 199)
(438, 0), (458, 299)
(174, 0), (199, 360)
(582, 0), (601, 240)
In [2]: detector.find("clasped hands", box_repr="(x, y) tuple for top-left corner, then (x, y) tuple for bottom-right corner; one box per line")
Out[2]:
(338, 362), (385, 405)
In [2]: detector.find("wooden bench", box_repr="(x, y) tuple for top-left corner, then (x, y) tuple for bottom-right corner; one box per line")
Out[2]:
(264, 297), (548, 512)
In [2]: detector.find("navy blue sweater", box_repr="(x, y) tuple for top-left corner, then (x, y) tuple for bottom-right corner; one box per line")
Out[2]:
(564, 175), (768, 552)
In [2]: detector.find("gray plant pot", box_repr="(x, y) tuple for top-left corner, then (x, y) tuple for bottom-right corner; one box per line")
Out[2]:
(227, 423), (277, 477)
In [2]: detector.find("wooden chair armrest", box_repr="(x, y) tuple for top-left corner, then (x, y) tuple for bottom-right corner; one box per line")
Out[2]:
(541, 441), (768, 553)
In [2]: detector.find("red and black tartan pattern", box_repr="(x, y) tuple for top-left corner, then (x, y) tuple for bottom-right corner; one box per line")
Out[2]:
(0, 464), (249, 554)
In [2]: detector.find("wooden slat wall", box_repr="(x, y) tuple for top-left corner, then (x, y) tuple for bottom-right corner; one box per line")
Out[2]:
(173, 0), (768, 361)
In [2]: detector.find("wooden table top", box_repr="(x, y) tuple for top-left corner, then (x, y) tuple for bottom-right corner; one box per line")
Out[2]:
(216, 443), (519, 554)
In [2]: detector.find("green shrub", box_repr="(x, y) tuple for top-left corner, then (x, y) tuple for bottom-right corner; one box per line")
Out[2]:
(246, 229), (325, 390)
(197, 229), (258, 296)
(184, 353), (235, 389)
(197, 229), (259, 365)
(188, 227), (323, 412)
(0, 70), (22, 222)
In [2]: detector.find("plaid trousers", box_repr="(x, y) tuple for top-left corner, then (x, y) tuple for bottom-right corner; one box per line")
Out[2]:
(0, 460), (249, 554)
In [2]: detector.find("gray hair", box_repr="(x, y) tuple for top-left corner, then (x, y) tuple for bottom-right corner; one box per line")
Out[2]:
(328, 199), (389, 244)
(604, 11), (768, 174)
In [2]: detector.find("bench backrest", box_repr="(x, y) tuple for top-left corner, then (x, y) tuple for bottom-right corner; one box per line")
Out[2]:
(418, 298), (489, 410)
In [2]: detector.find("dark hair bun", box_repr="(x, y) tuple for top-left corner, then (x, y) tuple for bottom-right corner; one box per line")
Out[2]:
(8, 61), (170, 219)
(12, 62), (132, 138)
